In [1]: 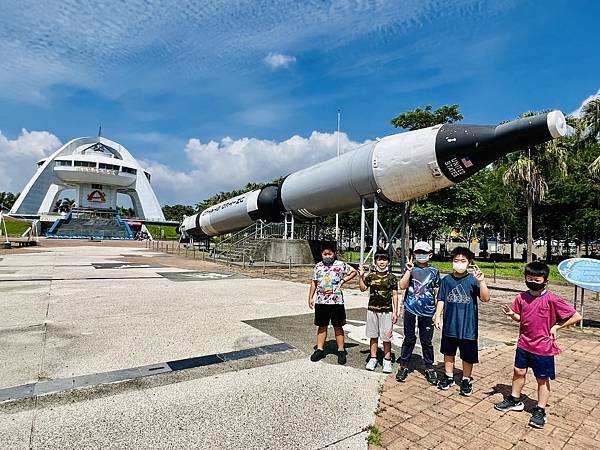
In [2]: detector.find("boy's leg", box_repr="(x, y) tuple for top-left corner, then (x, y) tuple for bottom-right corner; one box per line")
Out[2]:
(438, 335), (458, 389)
(444, 355), (455, 376)
(536, 378), (550, 408)
(417, 315), (435, 370)
(316, 326), (327, 349)
(383, 341), (392, 360)
(512, 367), (527, 398)
(369, 338), (378, 358)
(399, 309), (417, 367)
(495, 348), (528, 411)
(334, 326), (345, 351)
(461, 361), (473, 379)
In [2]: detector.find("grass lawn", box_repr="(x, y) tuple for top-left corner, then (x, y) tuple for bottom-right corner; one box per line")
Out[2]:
(1, 216), (32, 237)
(146, 224), (179, 240)
(341, 250), (563, 283)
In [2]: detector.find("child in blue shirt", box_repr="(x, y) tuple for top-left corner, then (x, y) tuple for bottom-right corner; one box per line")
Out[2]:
(396, 241), (440, 385)
(434, 246), (490, 396)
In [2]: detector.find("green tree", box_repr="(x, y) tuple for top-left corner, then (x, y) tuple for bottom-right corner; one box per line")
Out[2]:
(579, 99), (600, 176)
(0, 192), (18, 212)
(390, 104), (464, 253)
(162, 204), (197, 222)
(502, 111), (569, 262)
(59, 198), (76, 213)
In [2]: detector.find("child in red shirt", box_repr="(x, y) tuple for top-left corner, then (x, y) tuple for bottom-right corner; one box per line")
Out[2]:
(495, 262), (582, 429)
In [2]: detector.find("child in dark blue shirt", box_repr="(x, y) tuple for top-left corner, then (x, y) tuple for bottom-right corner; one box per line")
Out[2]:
(433, 246), (490, 396)
(396, 241), (440, 385)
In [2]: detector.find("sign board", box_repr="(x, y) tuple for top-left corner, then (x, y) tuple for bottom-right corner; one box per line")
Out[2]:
(558, 258), (600, 293)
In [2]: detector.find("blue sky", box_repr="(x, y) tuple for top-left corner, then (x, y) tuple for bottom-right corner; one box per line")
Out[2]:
(0, 0), (598, 205)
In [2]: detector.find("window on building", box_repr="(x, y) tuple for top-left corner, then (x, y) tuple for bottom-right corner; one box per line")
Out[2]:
(144, 171), (151, 181)
(122, 167), (137, 174)
(92, 184), (103, 190)
(99, 163), (119, 170)
(55, 160), (72, 166)
(74, 161), (97, 167)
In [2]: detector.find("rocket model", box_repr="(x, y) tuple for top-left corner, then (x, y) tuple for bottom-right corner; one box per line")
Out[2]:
(181, 110), (566, 239)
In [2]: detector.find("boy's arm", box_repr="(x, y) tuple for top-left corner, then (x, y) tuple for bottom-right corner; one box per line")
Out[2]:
(358, 266), (368, 292)
(308, 280), (317, 309)
(399, 257), (413, 290)
(344, 264), (357, 282)
(433, 299), (444, 329)
(551, 311), (583, 338)
(392, 289), (399, 318)
(474, 267), (490, 302)
(502, 304), (520, 322)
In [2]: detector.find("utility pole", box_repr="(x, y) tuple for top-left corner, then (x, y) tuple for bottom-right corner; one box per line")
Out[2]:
(335, 109), (341, 245)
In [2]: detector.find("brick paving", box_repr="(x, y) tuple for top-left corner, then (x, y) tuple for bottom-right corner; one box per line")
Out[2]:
(372, 281), (600, 450)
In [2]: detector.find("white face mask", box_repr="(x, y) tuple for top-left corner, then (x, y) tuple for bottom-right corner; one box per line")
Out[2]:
(453, 261), (468, 273)
(375, 265), (388, 273)
(414, 254), (430, 263)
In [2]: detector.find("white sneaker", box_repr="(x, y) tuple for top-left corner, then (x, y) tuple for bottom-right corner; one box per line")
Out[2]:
(365, 358), (377, 371)
(382, 359), (393, 374)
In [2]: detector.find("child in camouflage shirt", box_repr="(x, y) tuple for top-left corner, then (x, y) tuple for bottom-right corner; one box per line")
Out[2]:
(359, 250), (398, 373)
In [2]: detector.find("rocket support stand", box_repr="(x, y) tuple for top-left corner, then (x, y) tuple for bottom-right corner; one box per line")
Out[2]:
(358, 197), (406, 271)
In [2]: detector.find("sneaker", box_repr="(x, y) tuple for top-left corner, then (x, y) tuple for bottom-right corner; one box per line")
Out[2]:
(494, 395), (525, 412)
(337, 350), (347, 365)
(438, 375), (455, 390)
(425, 370), (438, 386)
(382, 358), (393, 374)
(310, 349), (325, 362)
(395, 367), (409, 382)
(365, 357), (378, 371)
(529, 406), (547, 429)
(459, 378), (473, 397)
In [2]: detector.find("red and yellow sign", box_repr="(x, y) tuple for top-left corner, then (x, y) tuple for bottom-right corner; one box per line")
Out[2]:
(87, 190), (106, 203)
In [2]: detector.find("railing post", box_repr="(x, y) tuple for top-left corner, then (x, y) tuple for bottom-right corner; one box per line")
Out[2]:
(493, 260), (497, 283)
(289, 256), (292, 280)
(263, 252), (266, 275)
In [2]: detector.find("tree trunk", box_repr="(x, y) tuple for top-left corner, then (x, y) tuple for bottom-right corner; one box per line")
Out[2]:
(510, 235), (515, 261)
(403, 202), (411, 257)
(526, 195), (533, 263)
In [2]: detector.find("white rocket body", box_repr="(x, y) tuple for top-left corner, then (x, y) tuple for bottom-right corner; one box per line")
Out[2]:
(181, 110), (567, 239)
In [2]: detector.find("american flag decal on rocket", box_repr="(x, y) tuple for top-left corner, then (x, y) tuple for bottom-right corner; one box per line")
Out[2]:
(461, 157), (474, 168)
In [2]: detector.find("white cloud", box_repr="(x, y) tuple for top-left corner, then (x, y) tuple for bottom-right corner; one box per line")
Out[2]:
(0, 129), (62, 192)
(140, 131), (370, 205)
(0, 0), (508, 101)
(264, 52), (296, 69)
(571, 89), (600, 118)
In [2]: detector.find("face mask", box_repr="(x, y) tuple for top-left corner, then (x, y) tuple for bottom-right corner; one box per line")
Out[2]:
(415, 254), (430, 263)
(453, 261), (468, 273)
(323, 257), (335, 264)
(375, 265), (388, 273)
(526, 281), (546, 292)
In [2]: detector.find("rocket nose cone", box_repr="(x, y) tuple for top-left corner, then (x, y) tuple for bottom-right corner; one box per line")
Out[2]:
(547, 110), (567, 138)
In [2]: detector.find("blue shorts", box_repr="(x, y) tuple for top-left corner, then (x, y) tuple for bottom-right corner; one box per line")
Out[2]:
(515, 347), (555, 380)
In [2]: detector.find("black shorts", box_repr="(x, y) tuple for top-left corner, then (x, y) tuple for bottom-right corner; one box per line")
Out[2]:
(440, 335), (479, 364)
(314, 304), (346, 327)
(515, 347), (556, 380)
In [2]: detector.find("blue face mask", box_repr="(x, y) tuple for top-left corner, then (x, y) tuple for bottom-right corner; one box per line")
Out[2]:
(414, 254), (430, 263)
(323, 257), (335, 264)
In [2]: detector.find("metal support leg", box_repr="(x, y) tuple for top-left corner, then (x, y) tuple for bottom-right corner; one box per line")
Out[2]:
(372, 197), (378, 266)
(359, 198), (366, 266)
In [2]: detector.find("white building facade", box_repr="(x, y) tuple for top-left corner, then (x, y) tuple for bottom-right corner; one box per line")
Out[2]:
(11, 136), (165, 221)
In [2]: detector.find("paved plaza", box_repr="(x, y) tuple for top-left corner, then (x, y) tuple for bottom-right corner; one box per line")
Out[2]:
(1, 241), (599, 449)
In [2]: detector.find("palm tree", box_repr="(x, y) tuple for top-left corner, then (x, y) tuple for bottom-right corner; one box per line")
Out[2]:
(502, 111), (569, 262)
(59, 198), (76, 213)
(580, 98), (600, 177)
